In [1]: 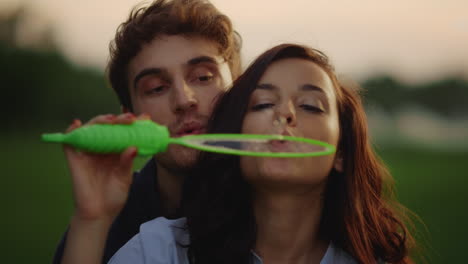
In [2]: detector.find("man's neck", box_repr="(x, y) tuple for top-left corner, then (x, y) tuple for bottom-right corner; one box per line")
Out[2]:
(155, 160), (185, 218)
(253, 187), (328, 264)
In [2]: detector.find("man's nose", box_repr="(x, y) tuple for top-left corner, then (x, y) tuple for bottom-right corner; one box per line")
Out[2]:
(171, 80), (198, 114)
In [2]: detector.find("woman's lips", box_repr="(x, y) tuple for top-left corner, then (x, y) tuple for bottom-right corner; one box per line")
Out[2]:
(267, 139), (292, 152)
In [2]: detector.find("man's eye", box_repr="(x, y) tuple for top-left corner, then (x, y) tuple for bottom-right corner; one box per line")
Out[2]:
(300, 104), (324, 113)
(197, 75), (214, 82)
(144, 86), (166, 95)
(251, 103), (275, 111)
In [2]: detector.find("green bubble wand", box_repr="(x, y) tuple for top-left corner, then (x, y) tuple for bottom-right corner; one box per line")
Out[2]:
(42, 120), (335, 157)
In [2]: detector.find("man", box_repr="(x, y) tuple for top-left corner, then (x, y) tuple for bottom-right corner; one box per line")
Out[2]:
(53, 0), (242, 263)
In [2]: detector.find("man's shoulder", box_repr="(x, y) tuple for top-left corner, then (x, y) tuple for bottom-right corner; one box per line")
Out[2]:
(103, 158), (161, 262)
(121, 158), (159, 218)
(126, 158), (159, 211)
(131, 158), (158, 186)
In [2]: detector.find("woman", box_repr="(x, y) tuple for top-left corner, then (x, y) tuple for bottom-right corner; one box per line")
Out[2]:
(109, 44), (415, 264)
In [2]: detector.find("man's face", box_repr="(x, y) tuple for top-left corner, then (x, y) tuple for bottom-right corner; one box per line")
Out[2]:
(127, 35), (233, 171)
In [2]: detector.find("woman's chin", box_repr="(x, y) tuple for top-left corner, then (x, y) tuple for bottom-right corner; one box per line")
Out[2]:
(241, 156), (332, 190)
(257, 160), (310, 183)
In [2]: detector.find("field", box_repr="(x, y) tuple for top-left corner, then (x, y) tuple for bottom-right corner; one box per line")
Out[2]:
(2, 132), (467, 263)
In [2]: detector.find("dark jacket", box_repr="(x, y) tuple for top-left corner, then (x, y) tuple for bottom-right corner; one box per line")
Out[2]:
(52, 159), (161, 263)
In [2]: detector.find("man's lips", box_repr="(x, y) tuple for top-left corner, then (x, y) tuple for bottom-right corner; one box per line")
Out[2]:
(174, 122), (205, 137)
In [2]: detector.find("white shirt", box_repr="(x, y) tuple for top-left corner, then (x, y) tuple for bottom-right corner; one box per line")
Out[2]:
(109, 217), (357, 264)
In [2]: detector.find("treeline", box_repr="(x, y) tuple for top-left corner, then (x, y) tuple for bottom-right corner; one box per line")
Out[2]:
(362, 76), (468, 117)
(2, 6), (467, 133)
(1, 43), (119, 132)
(1, 42), (467, 132)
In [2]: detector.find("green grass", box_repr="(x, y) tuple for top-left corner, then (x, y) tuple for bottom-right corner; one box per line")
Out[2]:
(1, 132), (149, 263)
(2, 132), (466, 263)
(378, 147), (468, 263)
(2, 133), (72, 262)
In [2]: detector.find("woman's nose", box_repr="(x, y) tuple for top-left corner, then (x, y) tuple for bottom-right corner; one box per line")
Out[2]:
(278, 101), (297, 127)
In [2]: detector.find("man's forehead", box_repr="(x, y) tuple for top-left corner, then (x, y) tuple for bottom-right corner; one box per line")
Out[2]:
(129, 35), (224, 73)
(126, 35), (233, 90)
(128, 54), (228, 89)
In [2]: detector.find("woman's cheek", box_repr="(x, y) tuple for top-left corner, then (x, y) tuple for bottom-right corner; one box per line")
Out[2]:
(242, 111), (274, 134)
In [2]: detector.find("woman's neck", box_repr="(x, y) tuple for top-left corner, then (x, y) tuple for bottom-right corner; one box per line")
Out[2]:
(253, 187), (328, 264)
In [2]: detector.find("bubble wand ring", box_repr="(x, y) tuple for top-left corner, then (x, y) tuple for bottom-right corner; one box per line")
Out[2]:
(171, 134), (335, 157)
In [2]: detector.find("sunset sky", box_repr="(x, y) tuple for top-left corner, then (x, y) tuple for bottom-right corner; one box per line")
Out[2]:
(2, 0), (467, 82)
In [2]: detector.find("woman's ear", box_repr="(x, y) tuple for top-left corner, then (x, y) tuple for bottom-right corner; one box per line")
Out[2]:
(333, 151), (343, 172)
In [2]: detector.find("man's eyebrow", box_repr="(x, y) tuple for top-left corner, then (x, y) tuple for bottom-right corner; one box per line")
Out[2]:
(187, 56), (219, 66)
(300, 84), (325, 93)
(133, 68), (163, 90)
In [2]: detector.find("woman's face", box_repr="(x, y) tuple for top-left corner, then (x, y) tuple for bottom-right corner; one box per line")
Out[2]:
(240, 58), (342, 191)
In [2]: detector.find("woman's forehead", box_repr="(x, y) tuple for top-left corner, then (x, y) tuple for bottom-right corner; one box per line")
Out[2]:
(257, 58), (335, 96)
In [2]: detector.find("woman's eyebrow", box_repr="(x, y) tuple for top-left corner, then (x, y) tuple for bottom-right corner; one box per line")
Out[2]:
(300, 84), (325, 93)
(256, 83), (278, 91)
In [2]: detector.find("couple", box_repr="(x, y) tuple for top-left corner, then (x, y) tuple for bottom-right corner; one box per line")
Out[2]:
(54, 0), (415, 263)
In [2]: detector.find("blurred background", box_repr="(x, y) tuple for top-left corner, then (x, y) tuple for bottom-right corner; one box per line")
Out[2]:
(1, 0), (467, 263)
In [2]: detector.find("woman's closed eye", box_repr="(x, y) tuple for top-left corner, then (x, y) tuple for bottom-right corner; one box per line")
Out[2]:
(251, 103), (275, 111)
(300, 104), (324, 113)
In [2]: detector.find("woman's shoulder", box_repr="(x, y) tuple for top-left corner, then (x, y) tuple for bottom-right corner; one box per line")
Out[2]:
(139, 217), (188, 243)
(108, 217), (189, 264)
(321, 243), (358, 264)
(322, 243), (385, 264)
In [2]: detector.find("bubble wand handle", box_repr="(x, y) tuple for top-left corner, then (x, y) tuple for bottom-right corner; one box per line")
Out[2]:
(41, 120), (170, 156)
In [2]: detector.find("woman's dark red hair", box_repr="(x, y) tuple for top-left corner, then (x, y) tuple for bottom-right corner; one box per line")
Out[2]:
(183, 43), (415, 264)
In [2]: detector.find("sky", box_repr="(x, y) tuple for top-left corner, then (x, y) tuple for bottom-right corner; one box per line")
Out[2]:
(1, 0), (468, 83)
